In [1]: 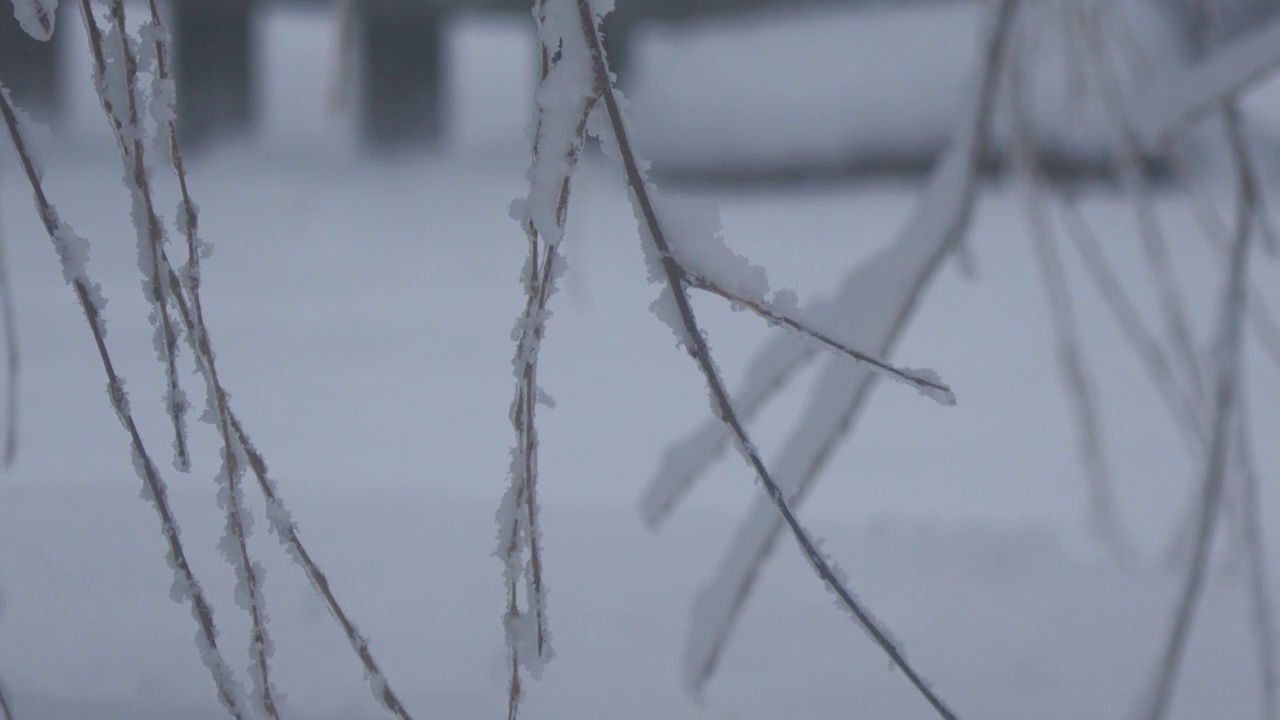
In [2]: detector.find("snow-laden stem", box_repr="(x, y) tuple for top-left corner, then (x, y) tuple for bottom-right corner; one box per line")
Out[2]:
(1221, 105), (1279, 720)
(501, 5), (600, 708)
(573, 0), (1015, 715)
(81, 0), (191, 473)
(1233, 394), (1280, 720)
(0, 672), (14, 720)
(160, 222), (416, 720)
(0, 83), (249, 720)
(1079, 6), (1205, 414)
(1058, 200), (1203, 455)
(79, 3), (280, 713)
(1140, 111), (1255, 720)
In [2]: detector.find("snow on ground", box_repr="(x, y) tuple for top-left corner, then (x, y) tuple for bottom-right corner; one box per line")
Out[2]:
(1, 6), (1279, 719)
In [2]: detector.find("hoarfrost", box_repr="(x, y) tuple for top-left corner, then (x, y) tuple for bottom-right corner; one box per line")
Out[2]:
(522, 0), (598, 247)
(656, 0), (1009, 689)
(902, 367), (958, 406)
(8, 0), (57, 41)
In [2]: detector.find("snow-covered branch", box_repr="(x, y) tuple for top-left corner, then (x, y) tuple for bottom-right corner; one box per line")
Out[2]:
(1007, 63), (1135, 567)
(1, 80), (250, 720)
(642, 0), (1017, 697)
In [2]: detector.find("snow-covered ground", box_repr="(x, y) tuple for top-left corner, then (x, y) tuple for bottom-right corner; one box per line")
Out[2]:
(2, 6), (1280, 719)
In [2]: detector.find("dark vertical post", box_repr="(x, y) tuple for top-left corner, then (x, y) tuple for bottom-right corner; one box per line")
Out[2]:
(601, 4), (637, 85)
(358, 0), (445, 148)
(0, 3), (63, 124)
(174, 0), (256, 148)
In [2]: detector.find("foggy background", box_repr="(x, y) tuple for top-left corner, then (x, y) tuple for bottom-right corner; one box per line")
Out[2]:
(2, 1), (1280, 718)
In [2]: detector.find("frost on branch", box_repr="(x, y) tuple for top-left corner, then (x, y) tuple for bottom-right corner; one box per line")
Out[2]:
(9, 0), (57, 40)
(640, 0), (1017, 697)
(501, 2), (606, 716)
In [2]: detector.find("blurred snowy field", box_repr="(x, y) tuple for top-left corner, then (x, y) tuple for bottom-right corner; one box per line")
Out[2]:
(2, 5), (1280, 719)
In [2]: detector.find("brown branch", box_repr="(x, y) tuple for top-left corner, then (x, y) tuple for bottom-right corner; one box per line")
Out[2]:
(88, 0), (191, 472)
(1006, 62), (1136, 568)
(0, 673), (14, 720)
(0, 84), (248, 720)
(0, 175), (18, 467)
(502, 8), (601, 708)
(684, 273), (955, 404)
(572, 0), (1020, 716)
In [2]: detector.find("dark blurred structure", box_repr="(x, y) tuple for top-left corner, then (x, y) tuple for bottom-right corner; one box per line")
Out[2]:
(1, 0), (953, 150)
(175, 0), (257, 146)
(0, 0), (1277, 152)
(0, 4), (62, 124)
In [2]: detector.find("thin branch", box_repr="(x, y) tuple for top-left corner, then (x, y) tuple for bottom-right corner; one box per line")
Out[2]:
(649, 0), (1017, 694)
(159, 239), (416, 720)
(85, 0), (191, 473)
(1141, 108), (1254, 720)
(233, 414), (415, 720)
(502, 6), (600, 708)
(1080, 11), (1207, 411)
(684, 272), (956, 405)
(577, 0), (1023, 715)
(0, 83), (249, 720)
(1006, 63), (1135, 567)
(1221, 103), (1279, 720)
(0, 175), (18, 467)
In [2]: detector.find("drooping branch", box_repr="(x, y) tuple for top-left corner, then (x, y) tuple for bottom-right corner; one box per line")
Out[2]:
(572, 0), (1024, 714)
(1141, 105), (1256, 720)
(1, 82), (249, 720)
(640, 0), (1018, 696)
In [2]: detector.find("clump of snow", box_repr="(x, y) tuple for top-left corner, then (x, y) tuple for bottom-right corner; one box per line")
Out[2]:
(902, 366), (957, 406)
(8, 0), (57, 41)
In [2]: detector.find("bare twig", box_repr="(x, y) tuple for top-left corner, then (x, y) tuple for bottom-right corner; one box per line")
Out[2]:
(575, 0), (1025, 715)
(157, 271), (416, 720)
(0, 673), (14, 720)
(1220, 103), (1278, 720)
(1141, 106), (1254, 720)
(1058, 199), (1202, 454)
(502, 5), (601, 710)
(1234, 392), (1280, 720)
(125, 1), (282, 713)
(1006, 61), (1135, 567)
(643, 0), (1017, 695)
(0, 83), (249, 720)
(1079, 10), (1206, 410)
(79, 3), (280, 715)
(0, 176), (18, 467)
